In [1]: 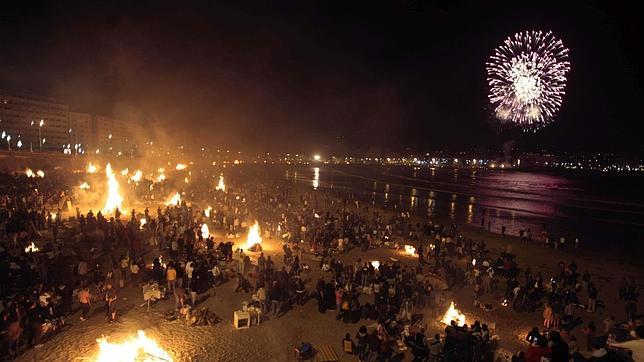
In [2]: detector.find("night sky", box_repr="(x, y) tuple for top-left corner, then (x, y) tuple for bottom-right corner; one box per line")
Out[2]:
(1, 1), (642, 154)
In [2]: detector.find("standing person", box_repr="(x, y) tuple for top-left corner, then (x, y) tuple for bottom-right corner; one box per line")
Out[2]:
(552, 300), (562, 330)
(27, 301), (44, 348)
(583, 321), (596, 352)
(625, 298), (637, 320)
(78, 286), (91, 321)
(428, 334), (442, 362)
(588, 282), (598, 313)
(543, 303), (554, 329)
(257, 253), (266, 271)
(411, 326), (427, 362)
(269, 282), (282, 317)
(295, 277), (306, 305)
(174, 284), (186, 310)
(582, 271), (591, 292)
(166, 264), (177, 294)
(189, 266), (199, 306)
(257, 285), (267, 313)
(105, 283), (117, 322)
(130, 260), (141, 286)
(238, 249), (246, 275)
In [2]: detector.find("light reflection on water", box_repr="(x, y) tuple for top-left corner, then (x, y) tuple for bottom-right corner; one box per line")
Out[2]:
(287, 166), (644, 253)
(312, 167), (319, 190)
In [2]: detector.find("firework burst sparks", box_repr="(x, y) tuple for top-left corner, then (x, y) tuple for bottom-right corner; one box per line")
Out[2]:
(486, 30), (570, 130)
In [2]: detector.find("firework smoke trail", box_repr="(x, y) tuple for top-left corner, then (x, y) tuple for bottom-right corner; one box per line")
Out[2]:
(486, 30), (570, 130)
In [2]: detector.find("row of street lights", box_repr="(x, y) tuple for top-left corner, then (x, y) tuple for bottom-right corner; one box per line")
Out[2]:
(1, 119), (50, 152)
(2, 123), (116, 155)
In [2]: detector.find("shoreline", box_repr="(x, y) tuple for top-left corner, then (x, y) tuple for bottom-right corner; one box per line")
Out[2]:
(285, 178), (644, 355)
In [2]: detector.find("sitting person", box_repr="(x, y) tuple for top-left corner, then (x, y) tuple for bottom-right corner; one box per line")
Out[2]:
(235, 273), (251, 293)
(295, 342), (314, 359)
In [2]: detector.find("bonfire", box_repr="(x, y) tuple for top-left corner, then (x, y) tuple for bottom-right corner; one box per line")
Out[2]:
(130, 170), (143, 183)
(175, 163), (187, 170)
(79, 181), (90, 190)
(87, 162), (97, 174)
(165, 192), (181, 206)
(201, 223), (210, 239)
(25, 242), (40, 253)
(404, 245), (417, 256)
(440, 301), (466, 326)
(215, 175), (225, 192)
(95, 330), (172, 362)
(102, 163), (123, 214)
(204, 206), (212, 218)
(370, 260), (380, 270)
(246, 221), (262, 250)
(139, 218), (147, 230)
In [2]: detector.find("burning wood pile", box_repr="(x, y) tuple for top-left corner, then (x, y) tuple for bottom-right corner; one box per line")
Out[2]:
(440, 301), (466, 326)
(95, 330), (172, 362)
(25, 242), (40, 253)
(404, 244), (417, 256)
(246, 221), (262, 251)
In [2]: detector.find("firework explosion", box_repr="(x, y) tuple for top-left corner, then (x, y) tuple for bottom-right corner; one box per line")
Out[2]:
(486, 30), (570, 130)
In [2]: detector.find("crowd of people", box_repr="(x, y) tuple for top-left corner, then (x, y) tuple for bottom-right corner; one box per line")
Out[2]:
(0, 166), (641, 361)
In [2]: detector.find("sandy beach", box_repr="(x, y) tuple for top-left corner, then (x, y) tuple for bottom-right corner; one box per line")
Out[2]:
(12, 176), (644, 362)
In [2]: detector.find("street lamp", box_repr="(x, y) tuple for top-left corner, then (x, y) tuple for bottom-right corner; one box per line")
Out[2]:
(39, 119), (44, 151)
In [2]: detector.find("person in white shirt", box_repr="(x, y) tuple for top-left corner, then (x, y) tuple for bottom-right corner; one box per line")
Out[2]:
(185, 261), (194, 283)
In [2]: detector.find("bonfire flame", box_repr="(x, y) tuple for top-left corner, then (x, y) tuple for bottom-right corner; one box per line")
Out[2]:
(79, 182), (90, 190)
(130, 170), (142, 183)
(371, 260), (380, 270)
(102, 163), (123, 214)
(165, 192), (181, 206)
(139, 218), (147, 230)
(215, 175), (225, 192)
(156, 173), (166, 182)
(440, 301), (466, 326)
(95, 330), (172, 362)
(25, 168), (35, 178)
(36, 170), (45, 178)
(121, 168), (129, 176)
(175, 163), (187, 170)
(87, 162), (97, 174)
(246, 221), (262, 249)
(25, 242), (40, 253)
(184, 177), (189, 184)
(201, 223), (210, 239)
(404, 245), (417, 256)
(204, 206), (212, 218)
